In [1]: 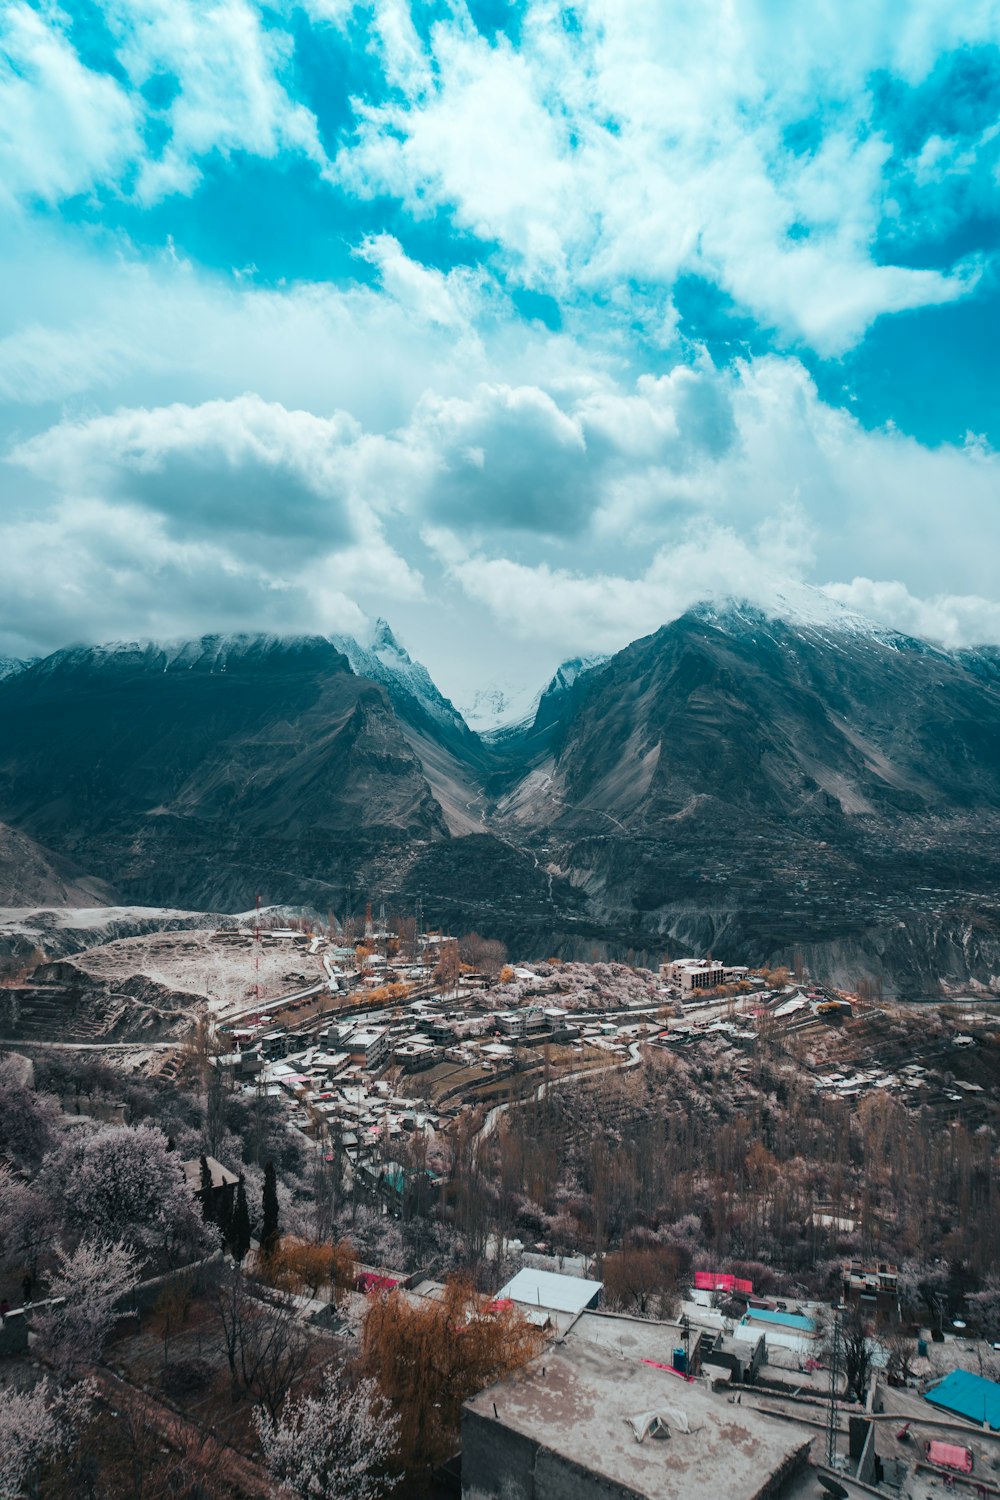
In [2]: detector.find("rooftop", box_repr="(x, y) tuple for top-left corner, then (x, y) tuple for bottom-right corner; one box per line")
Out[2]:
(924, 1368), (1000, 1431)
(463, 1342), (811, 1500)
(497, 1267), (603, 1316)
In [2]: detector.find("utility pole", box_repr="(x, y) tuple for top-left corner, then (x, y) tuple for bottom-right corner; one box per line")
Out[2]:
(827, 1306), (842, 1468)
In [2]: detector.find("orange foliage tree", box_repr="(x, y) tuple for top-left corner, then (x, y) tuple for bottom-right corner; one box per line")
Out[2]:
(361, 1277), (544, 1470)
(265, 1237), (357, 1305)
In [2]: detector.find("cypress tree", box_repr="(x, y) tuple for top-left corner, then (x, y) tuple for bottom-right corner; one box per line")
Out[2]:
(261, 1159), (280, 1260)
(216, 1186), (233, 1247)
(233, 1174), (251, 1263)
(199, 1154), (215, 1223)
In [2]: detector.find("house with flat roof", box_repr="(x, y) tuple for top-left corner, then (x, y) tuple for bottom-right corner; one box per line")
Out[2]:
(462, 1341), (811, 1500)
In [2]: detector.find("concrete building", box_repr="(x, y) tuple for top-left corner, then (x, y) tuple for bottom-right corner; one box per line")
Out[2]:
(462, 1341), (811, 1500)
(495, 1007), (550, 1039)
(842, 1259), (899, 1320)
(663, 959), (727, 993)
(344, 1026), (390, 1071)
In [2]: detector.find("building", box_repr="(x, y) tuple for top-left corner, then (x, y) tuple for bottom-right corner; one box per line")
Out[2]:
(496, 1267), (603, 1324)
(179, 1155), (239, 1219)
(924, 1369), (1000, 1432)
(462, 1341), (811, 1500)
(662, 959), (727, 993)
(842, 1259), (899, 1319)
(737, 1307), (818, 1356)
(343, 1026), (390, 1071)
(495, 1007), (550, 1039)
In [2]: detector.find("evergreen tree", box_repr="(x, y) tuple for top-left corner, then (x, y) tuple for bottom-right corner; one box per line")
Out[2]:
(216, 1186), (233, 1248)
(199, 1154), (215, 1223)
(233, 1174), (251, 1263)
(262, 1159), (280, 1259)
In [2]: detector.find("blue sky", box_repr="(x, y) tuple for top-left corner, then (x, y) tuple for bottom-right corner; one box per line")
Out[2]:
(1, 0), (999, 706)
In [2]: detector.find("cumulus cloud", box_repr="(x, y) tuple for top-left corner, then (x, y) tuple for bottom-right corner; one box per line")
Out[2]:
(11, 395), (368, 546)
(0, 4), (140, 205)
(823, 578), (1000, 648)
(0, 395), (424, 654)
(333, 0), (992, 351)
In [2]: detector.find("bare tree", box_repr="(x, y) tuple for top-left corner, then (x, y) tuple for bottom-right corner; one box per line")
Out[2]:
(213, 1264), (313, 1417)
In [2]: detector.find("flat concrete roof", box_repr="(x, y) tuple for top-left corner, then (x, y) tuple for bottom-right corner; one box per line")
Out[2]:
(464, 1342), (809, 1500)
(567, 1309), (707, 1365)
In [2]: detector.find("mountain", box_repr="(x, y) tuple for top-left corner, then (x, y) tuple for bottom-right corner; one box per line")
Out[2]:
(0, 821), (118, 906)
(0, 634), (452, 910)
(491, 596), (1000, 994)
(3, 601), (1000, 995)
(0, 656), (30, 682)
(329, 619), (489, 833)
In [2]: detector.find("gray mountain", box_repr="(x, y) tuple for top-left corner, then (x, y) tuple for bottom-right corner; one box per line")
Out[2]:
(3, 602), (1000, 995)
(0, 634), (453, 910)
(491, 596), (1000, 994)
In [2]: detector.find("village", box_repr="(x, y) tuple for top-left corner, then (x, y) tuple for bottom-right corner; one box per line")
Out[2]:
(1, 907), (999, 1498)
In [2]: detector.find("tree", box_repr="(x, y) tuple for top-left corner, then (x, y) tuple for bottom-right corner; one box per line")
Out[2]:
(0, 1376), (94, 1500)
(0, 1164), (53, 1282)
(199, 1154), (215, 1223)
(152, 1274), (193, 1367)
(41, 1123), (205, 1263)
(842, 1306), (873, 1402)
(261, 1159), (280, 1260)
(0, 1056), (58, 1172)
(213, 1264), (312, 1417)
(35, 1237), (141, 1377)
(362, 1276), (544, 1471)
(433, 940), (462, 996)
(882, 1326), (916, 1384)
(255, 1368), (400, 1500)
(602, 1244), (683, 1319)
(459, 933), (508, 980)
(232, 1174), (252, 1262)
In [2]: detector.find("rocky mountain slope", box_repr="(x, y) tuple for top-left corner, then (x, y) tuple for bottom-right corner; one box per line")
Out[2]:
(0, 821), (119, 907)
(0, 634), (457, 911)
(3, 602), (1000, 996)
(491, 599), (1000, 994)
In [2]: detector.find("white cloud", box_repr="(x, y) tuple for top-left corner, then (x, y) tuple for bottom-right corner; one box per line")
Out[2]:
(425, 516), (817, 657)
(104, 0), (327, 203)
(0, 4), (140, 205)
(0, 0), (328, 210)
(823, 577), (1000, 648)
(335, 0), (993, 351)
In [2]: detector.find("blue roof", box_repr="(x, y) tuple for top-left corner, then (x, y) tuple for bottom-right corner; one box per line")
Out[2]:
(925, 1369), (1000, 1431)
(744, 1308), (816, 1333)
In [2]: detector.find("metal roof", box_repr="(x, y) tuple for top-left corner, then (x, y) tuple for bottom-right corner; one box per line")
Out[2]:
(925, 1369), (1000, 1431)
(743, 1307), (816, 1333)
(498, 1267), (604, 1315)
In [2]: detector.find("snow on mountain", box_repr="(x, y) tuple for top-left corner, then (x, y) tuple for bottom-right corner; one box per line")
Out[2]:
(327, 618), (470, 735)
(459, 679), (546, 735)
(690, 582), (939, 655)
(0, 656), (31, 681)
(462, 654), (609, 740)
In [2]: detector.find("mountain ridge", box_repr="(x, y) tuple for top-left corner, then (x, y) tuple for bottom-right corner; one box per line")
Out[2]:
(3, 599), (1000, 995)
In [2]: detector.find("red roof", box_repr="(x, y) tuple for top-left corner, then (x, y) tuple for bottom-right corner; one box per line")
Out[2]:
(356, 1272), (398, 1295)
(695, 1271), (754, 1295)
(926, 1442), (973, 1474)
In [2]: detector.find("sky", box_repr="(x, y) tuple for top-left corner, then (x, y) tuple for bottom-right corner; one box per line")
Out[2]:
(2, 0), (1000, 709)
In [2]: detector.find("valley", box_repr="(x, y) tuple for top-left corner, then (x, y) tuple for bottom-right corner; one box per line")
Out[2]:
(1, 596), (1000, 999)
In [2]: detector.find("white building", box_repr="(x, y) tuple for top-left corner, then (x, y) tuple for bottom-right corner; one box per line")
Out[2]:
(344, 1026), (390, 1071)
(662, 959), (727, 993)
(496, 1006), (550, 1038)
